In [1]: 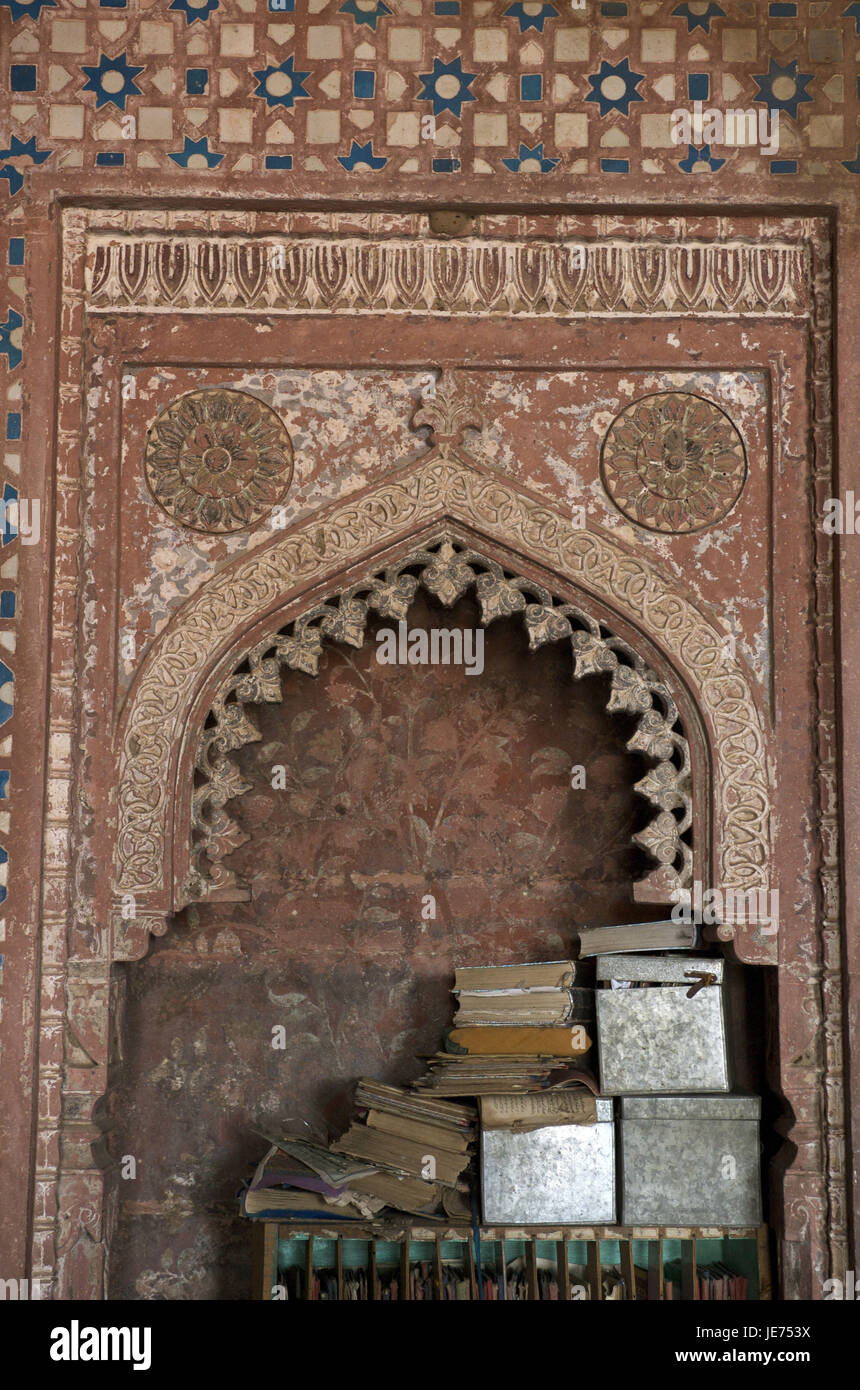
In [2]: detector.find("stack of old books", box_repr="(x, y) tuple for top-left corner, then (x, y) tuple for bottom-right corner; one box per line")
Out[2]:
(413, 959), (595, 1097)
(331, 1080), (475, 1217)
(242, 959), (603, 1223)
(242, 1081), (476, 1220)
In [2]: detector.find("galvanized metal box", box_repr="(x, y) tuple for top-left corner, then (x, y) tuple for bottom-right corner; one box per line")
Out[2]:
(481, 1100), (615, 1224)
(596, 955), (729, 1094)
(619, 1096), (762, 1227)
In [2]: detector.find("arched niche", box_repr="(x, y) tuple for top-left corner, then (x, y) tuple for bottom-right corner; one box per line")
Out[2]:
(184, 531), (696, 912)
(110, 454), (773, 965)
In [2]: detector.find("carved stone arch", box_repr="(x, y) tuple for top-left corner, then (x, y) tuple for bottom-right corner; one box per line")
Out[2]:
(184, 530), (696, 912)
(110, 455), (772, 966)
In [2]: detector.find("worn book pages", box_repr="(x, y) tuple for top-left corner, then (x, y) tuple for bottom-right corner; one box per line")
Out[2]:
(331, 1123), (467, 1185)
(577, 920), (698, 956)
(365, 1108), (471, 1155)
(453, 961), (578, 992)
(254, 1136), (377, 1187)
(347, 1172), (443, 1217)
(353, 1079), (477, 1130)
(479, 1090), (598, 1131)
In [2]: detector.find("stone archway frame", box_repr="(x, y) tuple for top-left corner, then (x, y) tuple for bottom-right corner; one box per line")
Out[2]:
(111, 448), (773, 964)
(185, 530), (696, 909)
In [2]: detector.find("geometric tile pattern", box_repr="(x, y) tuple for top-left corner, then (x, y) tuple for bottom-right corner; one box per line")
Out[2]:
(0, 1), (856, 186)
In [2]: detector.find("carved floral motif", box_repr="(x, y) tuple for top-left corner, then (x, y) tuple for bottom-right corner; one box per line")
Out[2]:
(600, 392), (748, 534)
(412, 370), (484, 447)
(143, 388), (293, 533)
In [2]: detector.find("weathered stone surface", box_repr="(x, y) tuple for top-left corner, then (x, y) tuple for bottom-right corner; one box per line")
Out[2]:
(0, 8), (854, 1300)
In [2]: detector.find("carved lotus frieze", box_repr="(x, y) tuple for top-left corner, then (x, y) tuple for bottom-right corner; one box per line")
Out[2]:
(143, 387), (293, 533)
(600, 392), (747, 534)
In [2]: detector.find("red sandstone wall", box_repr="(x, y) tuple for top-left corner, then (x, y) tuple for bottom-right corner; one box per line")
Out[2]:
(0, 1), (857, 1297)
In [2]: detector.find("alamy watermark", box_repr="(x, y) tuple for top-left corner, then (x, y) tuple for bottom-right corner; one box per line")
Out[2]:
(50, 1321), (151, 1371)
(376, 621), (484, 677)
(671, 881), (779, 935)
(0, 1276), (41, 1299)
(823, 1270), (860, 1299)
(0, 496), (39, 545)
(670, 102), (780, 158)
(821, 493), (860, 534)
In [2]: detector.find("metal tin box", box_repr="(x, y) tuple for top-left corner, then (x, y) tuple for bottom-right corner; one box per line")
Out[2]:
(596, 955), (728, 1094)
(481, 1100), (615, 1224)
(619, 1096), (762, 1227)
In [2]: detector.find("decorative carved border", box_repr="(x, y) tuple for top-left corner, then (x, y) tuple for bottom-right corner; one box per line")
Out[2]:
(85, 234), (810, 318)
(112, 450), (772, 959)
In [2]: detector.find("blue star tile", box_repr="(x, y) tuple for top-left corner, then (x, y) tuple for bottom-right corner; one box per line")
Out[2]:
(339, 0), (391, 27)
(432, 157), (460, 172)
(81, 53), (144, 111)
(842, 3), (860, 33)
(671, 3), (725, 32)
(169, 0), (219, 22)
(0, 136), (50, 195)
(600, 157), (629, 172)
(354, 70), (375, 99)
(504, 2), (558, 31)
(0, 766), (9, 791)
(585, 58), (644, 117)
(0, 136), (51, 164)
(679, 143), (725, 173)
(843, 146), (860, 173)
(435, 1), (460, 12)
(168, 137), (223, 169)
(8, 240), (24, 266)
(253, 57), (311, 109)
(338, 140), (387, 171)
(521, 74), (542, 101)
(417, 57), (476, 118)
(265, 155), (293, 170)
(769, 3), (796, 14)
(502, 142), (559, 172)
(0, 0), (56, 19)
(6, 413), (20, 440)
(186, 69), (208, 96)
(96, 151), (125, 166)
(752, 59), (812, 119)
(770, 159), (797, 173)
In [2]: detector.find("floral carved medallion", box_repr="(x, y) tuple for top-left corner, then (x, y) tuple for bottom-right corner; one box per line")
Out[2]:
(143, 388), (293, 533)
(600, 392), (748, 534)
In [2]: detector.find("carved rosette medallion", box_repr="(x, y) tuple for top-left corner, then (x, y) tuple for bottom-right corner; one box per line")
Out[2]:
(143, 388), (293, 533)
(600, 392), (747, 534)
